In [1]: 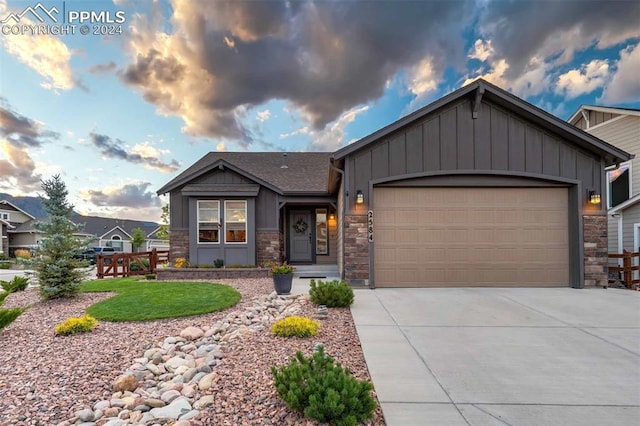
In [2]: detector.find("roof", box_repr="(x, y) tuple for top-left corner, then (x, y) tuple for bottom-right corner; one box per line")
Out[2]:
(157, 152), (333, 195)
(333, 79), (631, 166)
(0, 200), (36, 220)
(0, 218), (15, 229)
(9, 215), (159, 238)
(568, 105), (640, 124)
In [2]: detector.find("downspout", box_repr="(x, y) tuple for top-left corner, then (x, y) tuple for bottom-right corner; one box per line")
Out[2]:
(329, 159), (345, 280)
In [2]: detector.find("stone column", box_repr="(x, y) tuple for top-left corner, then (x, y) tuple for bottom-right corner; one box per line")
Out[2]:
(169, 229), (189, 264)
(343, 214), (369, 285)
(256, 230), (282, 265)
(583, 215), (607, 287)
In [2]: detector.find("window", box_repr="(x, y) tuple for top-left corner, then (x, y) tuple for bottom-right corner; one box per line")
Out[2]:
(0, 212), (9, 220)
(110, 235), (123, 251)
(225, 201), (246, 243)
(316, 208), (328, 255)
(608, 162), (631, 208)
(198, 200), (220, 243)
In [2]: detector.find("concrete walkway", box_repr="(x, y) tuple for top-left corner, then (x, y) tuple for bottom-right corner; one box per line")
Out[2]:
(350, 287), (640, 426)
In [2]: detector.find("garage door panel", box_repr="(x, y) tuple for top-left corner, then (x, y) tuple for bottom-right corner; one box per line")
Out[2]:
(374, 187), (569, 287)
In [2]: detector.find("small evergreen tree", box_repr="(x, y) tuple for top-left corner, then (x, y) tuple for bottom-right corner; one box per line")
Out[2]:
(131, 227), (146, 252)
(34, 175), (85, 299)
(157, 204), (169, 241)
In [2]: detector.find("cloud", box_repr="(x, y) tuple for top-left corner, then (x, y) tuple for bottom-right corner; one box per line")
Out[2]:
(0, 101), (60, 148)
(477, 1), (640, 80)
(89, 132), (181, 172)
(307, 105), (369, 151)
(600, 43), (640, 104)
(468, 39), (494, 61)
(80, 182), (161, 209)
(0, 4), (78, 91)
(280, 126), (310, 139)
(0, 140), (42, 193)
(556, 59), (610, 99)
(216, 142), (227, 152)
(256, 109), (271, 122)
(89, 61), (117, 74)
(120, 0), (469, 144)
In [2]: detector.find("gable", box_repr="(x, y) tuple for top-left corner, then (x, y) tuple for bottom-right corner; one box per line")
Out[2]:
(192, 168), (253, 185)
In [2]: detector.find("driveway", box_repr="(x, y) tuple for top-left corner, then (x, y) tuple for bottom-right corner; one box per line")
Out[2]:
(351, 288), (640, 426)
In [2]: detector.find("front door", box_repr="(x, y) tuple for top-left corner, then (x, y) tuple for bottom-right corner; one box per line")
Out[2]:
(289, 210), (312, 263)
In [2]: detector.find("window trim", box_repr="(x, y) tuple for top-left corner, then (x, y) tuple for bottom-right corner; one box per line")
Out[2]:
(197, 200), (221, 244)
(315, 208), (328, 255)
(0, 212), (9, 221)
(607, 160), (632, 209)
(224, 200), (247, 244)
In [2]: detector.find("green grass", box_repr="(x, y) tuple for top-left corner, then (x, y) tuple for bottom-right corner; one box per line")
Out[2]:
(80, 278), (241, 321)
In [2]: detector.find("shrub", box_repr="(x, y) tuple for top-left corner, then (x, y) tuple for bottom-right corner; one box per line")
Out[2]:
(129, 258), (150, 271)
(145, 274), (156, 280)
(270, 262), (295, 275)
(214, 258), (224, 268)
(271, 346), (376, 426)
(272, 316), (320, 338)
(0, 290), (28, 330)
(0, 253), (8, 260)
(14, 249), (32, 259)
(0, 262), (10, 269)
(54, 314), (98, 336)
(174, 258), (188, 268)
(0, 276), (29, 293)
(309, 279), (354, 308)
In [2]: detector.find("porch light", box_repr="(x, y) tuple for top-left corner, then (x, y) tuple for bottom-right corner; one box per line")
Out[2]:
(356, 190), (364, 204)
(589, 190), (601, 205)
(329, 212), (335, 220)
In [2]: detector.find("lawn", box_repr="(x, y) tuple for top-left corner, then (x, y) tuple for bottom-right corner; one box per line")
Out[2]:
(80, 278), (241, 321)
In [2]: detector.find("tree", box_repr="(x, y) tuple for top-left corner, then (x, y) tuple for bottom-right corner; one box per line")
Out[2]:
(131, 227), (146, 252)
(34, 175), (85, 299)
(157, 204), (169, 241)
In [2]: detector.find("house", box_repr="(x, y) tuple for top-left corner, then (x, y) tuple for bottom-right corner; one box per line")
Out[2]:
(568, 106), (640, 255)
(1, 199), (168, 255)
(158, 79), (630, 288)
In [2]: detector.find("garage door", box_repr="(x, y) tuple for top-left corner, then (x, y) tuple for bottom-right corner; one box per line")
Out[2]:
(373, 187), (569, 287)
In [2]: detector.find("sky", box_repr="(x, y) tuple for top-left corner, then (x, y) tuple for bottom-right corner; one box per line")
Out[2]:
(1, 0), (639, 222)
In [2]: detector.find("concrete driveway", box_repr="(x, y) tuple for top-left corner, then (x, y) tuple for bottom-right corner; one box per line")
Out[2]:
(351, 288), (640, 426)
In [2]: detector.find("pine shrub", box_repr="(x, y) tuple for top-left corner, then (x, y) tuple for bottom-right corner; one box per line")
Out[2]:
(55, 314), (98, 336)
(272, 316), (320, 338)
(309, 279), (355, 308)
(271, 346), (376, 426)
(0, 290), (28, 330)
(0, 276), (29, 293)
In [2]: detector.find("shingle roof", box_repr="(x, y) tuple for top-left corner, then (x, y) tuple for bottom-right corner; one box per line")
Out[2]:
(157, 152), (332, 195)
(10, 215), (159, 238)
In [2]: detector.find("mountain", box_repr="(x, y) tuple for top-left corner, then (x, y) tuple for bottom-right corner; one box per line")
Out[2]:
(0, 193), (50, 219)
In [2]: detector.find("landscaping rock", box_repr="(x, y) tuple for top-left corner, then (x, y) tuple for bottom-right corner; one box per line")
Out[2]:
(112, 375), (139, 393)
(148, 396), (192, 419)
(180, 326), (204, 341)
(75, 408), (94, 422)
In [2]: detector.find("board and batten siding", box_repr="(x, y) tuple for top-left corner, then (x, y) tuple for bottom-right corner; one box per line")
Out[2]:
(347, 98), (603, 210)
(573, 110), (619, 130)
(608, 214), (619, 254)
(587, 116), (640, 197)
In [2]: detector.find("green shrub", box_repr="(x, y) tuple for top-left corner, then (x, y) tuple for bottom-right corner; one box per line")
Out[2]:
(0, 262), (10, 269)
(54, 314), (98, 336)
(309, 279), (354, 308)
(271, 346), (376, 426)
(0, 289), (28, 330)
(145, 274), (156, 280)
(1, 276), (29, 293)
(272, 316), (320, 338)
(129, 258), (150, 272)
(0, 253), (8, 260)
(214, 258), (224, 268)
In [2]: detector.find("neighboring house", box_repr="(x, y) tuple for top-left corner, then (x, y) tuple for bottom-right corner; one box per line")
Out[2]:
(159, 79), (630, 288)
(1, 201), (168, 255)
(568, 106), (640, 256)
(0, 218), (13, 255)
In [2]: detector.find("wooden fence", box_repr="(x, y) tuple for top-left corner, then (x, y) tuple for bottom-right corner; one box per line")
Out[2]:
(96, 249), (169, 279)
(608, 250), (640, 289)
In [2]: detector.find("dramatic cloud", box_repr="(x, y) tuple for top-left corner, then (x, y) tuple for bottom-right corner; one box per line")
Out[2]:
(600, 43), (640, 104)
(556, 59), (610, 99)
(0, 2), (78, 91)
(121, 0), (469, 143)
(89, 132), (181, 172)
(306, 105), (369, 151)
(80, 182), (161, 209)
(0, 140), (42, 193)
(477, 1), (640, 81)
(0, 101), (59, 148)
(468, 39), (494, 62)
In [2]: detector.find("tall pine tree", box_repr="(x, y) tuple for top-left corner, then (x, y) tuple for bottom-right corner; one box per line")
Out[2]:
(34, 175), (85, 299)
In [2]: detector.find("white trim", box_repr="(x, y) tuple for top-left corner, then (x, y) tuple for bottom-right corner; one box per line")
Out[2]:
(197, 200), (220, 244)
(607, 160), (632, 209)
(99, 225), (132, 239)
(584, 115), (628, 133)
(568, 105), (640, 124)
(608, 193), (640, 214)
(618, 213), (624, 254)
(0, 200), (36, 220)
(224, 200), (247, 244)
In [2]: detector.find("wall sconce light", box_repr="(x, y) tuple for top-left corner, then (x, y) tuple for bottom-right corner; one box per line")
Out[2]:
(356, 190), (364, 204)
(329, 212), (336, 220)
(588, 190), (601, 205)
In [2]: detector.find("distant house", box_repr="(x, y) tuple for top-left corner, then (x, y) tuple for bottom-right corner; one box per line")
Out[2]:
(568, 106), (640, 255)
(0, 199), (168, 255)
(159, 79), (630, 288)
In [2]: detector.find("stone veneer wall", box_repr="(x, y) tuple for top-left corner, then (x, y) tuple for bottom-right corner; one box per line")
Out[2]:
(2, 237), (8, 256)
(169, 229), (189, 263)
(583, 215), (607, 287)
(256, 230), (282, 265)
(343, 214), (369, 285)
(157, 267), (269, 281)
